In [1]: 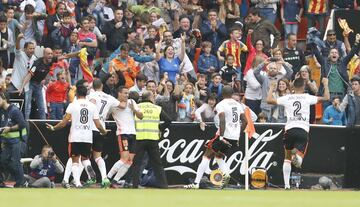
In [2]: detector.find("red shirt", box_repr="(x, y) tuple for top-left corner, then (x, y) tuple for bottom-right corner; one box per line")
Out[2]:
(46, 81), (70, 103)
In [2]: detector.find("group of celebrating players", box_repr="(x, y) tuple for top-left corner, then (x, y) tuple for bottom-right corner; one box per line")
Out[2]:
(45, 74), (330, 189)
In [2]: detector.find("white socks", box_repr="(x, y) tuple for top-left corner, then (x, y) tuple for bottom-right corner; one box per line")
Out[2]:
(215, 157), (229, 175)
(194, 157), (210, 184)
(82, 159), (94, 180)
(283, 159), (292, 189)
(63, 158), (73, 183)
(107, 160), (123, 179)
(113, 163), (131, 181)
(71, 163), (81, 187)
(95, 157), (107, 180)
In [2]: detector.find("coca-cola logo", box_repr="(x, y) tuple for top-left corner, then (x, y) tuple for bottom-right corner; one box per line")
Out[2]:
(159, 128), (283, 175)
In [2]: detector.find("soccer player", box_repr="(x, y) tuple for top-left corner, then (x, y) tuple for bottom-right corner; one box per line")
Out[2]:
(184, 86), (247, 189)
(46, 84), (108, 188)
(107, 86), (143, 188)
(267, 77), (330, 189)
(87, 79), (124, 188)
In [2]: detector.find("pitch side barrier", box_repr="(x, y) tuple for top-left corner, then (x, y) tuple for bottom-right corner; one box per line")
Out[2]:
(27, 120), (360, 188)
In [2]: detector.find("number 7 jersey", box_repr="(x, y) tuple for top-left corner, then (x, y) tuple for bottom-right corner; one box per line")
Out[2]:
(277, 93), (318, 132)
(214, 98), (245, 141)
(66, 99), (99, 143)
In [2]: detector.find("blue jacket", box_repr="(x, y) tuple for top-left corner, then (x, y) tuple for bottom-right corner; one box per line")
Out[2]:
(0, 104), (27, 144)
(322, 105), (346, 126)
(200, 20), (227, 54)
(197, 53), (219, 74)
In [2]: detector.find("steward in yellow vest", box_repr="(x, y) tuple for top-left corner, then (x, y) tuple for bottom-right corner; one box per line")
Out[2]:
(132, 91), (170, 189)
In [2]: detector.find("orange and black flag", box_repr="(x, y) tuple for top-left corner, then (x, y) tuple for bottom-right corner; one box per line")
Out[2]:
(244, 107), (255, 139)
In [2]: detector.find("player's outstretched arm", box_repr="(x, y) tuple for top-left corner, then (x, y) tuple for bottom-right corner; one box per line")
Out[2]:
(94, 119), (108, 135)
(317, 78), (330, 102)
(266, 81), (278, 105)
(46, 113), (71, 131)
(240, 113), (247, 131)
(218, 112), (226, 137)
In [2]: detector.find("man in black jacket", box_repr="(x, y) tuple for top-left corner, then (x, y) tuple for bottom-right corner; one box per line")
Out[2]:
(102, 8), (128, 52)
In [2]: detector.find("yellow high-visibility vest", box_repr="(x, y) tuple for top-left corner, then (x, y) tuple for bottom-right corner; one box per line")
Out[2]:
(135, 102), (161, 140)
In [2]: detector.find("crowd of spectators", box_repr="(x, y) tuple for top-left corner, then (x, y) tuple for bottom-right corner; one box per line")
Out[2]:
(0, 0), (360, 127)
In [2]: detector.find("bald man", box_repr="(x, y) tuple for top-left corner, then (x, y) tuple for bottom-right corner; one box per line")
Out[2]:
(19, 48), (79, 119)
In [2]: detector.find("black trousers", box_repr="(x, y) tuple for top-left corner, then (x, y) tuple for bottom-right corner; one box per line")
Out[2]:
(132, 140), (168, 188)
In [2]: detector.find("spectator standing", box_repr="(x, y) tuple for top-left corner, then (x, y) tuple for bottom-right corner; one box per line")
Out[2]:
(254, 59), (293, 121)
(5, 7), (22, 67)
(140, 39), (160, 83)
(46, 72), (70, 120)
(19, 4), (47, 47)
(246, 8), (281, 55)
(283, 33), (305, 79)
(102, 8), (128, 52)
(208, 73), (224, 102)
(339, 76), (360, 127)
(200, 9), (227, 56)
(8, 34), (36, 93)
(156, 33), (186, 84)
(314, 34), (360, 110)
(197, 41), (219, 79)
(217, 27), (248, 80)
(77, 17), (98, 64)
(109, 43), (138, 88)
(280, 0), (303, 39)
(129, 73), (148, 97)
(219, 54), (238, 84)
(19, 48), (59, 119)
(195, 94), (217, 131)
(321, 29), (347, 59)
(0, 15), (14, 69)
(244, 55), (264, 115)
(178, 82), (196, 122)
(322, 96), (346, 126)
(267, 78), (290, 123)
(251, 0), (280, 24)
(243, 29), (268, 75)
(305, 0), (329, 35)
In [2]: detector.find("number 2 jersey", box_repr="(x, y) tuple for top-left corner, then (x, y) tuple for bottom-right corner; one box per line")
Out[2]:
(88, 91), (120, 130)
(277, 93), (318, 132)
(66, 99), (99, 143)
(214, 98), (245, 141)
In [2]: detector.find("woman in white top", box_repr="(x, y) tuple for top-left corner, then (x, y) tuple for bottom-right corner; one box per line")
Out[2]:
(268, 78), (290, 123)
(244, 55), (263, 115)
(195, 94), (217, 131)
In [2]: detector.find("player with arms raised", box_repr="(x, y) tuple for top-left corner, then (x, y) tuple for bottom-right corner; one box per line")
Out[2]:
(46, 84), (108, 188)
(184, 86), (247, 189)
(267, 77), (330, 189)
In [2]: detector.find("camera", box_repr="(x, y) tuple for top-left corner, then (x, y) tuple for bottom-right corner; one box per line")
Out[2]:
(48, 151), (55, 158)
(269, 57), (279, 62)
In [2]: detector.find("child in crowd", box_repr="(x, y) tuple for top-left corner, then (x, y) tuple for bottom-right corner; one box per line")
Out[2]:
(178, 82), (196, 122)
(197, 41), (218, 80)
(219, 54), (238, 84)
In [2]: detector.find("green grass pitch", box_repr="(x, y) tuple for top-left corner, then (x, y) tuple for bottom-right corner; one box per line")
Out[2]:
(1, 189), (360, 207)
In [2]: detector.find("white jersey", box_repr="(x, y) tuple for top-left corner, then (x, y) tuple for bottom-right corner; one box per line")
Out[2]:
(277, 93), (318, 132)
(112, 99), (139, 135)
(88, 91), (120, 130)
(214, 98), (245, 140)
(66, 99), (99, 143)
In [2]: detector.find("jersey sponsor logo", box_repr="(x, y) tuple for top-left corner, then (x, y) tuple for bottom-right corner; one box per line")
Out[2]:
(75, 124), (91, 130)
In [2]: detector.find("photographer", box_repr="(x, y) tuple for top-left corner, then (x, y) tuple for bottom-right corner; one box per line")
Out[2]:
(25, 145), (64, 188)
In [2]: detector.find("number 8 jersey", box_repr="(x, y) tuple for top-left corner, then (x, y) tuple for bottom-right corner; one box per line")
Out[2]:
(66, 99), (99, 143)
(214, 98), (245, 141)
(277, 94), (318, 132)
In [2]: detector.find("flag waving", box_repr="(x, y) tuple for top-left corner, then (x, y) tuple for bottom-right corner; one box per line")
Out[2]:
(79, 48), (93, 83)
(244, 107), (255, 139)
